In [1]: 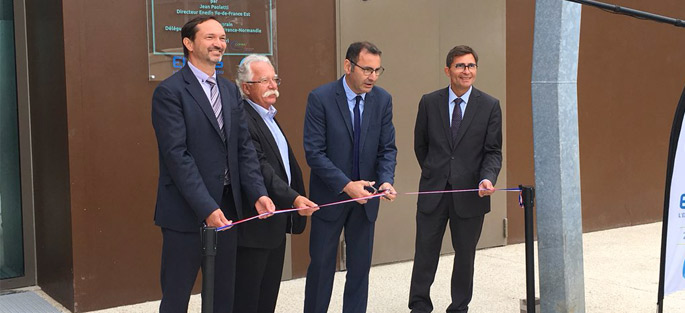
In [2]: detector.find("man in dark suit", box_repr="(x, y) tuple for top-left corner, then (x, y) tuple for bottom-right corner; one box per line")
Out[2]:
(409, 45), (502, 313)
(151, 16), (275, 313)
(233, 54), (318, 313)
(303, 41), (398, 313)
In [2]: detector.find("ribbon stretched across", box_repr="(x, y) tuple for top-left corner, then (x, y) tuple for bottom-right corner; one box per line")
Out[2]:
(217, 187), (522, 231)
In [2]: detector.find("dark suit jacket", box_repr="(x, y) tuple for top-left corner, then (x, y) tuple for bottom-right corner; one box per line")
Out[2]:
(414, 86), (502, 218)
(304, 77), (397, 223)
(152, 65), (267, 232)
(238, 100), (307, 249)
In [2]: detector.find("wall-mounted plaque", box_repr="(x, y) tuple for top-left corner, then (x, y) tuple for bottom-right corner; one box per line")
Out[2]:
(147, 0), (276, 81)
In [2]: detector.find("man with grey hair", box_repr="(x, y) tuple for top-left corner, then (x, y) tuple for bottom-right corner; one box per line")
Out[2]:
(234, 54), (318, 313)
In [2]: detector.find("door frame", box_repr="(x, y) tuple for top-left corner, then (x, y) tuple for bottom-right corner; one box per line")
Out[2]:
(1, 0), (36, 290)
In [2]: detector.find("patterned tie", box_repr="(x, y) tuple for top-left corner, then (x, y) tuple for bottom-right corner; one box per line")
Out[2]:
(206, 77), (225, 141)
(451, 97), (463, 142)
(352, 95), (362, 181)
(206, 77), (229, 184)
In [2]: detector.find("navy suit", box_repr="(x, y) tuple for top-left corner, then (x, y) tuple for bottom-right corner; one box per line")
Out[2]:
(410, 86), (502, 313)
(303, 77), (397, 313)
(152, 65), (267, 313)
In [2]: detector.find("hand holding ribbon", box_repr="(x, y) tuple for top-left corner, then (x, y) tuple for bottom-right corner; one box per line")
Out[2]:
(293, 195), (319, 216)
(343, 180), (376, 204)
(478, 179), (495, 197)
(254, 196), (276, 219)
(378, 182), (397, 201)
(205, 208), (232, 229)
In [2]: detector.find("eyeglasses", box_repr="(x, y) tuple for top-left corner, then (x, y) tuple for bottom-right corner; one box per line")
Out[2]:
(454, 63), (478, 71)
(246, 77), (282, 86)
(350, 60), (385, 77)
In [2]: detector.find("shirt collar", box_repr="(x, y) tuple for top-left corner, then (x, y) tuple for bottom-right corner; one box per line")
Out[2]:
(247, 98), (277, 119)
(342, 75), (366, 101)
(448, 86), (473, 105)
(187, 60), (216, 83)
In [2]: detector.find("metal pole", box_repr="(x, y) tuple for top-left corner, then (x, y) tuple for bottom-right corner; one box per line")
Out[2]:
(521, 185), (537, 313)
(564, 0), (685, 28)
(532, 0), (586, 311)
(201, 226), (217, 313)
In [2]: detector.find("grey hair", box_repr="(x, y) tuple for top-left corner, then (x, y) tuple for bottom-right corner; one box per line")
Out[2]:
(236, 54), (273, 98)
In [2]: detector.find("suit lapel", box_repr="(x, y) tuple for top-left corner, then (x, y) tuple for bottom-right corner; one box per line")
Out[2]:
(359, 90), (375, 153)
(335, 79), (354, 140)
(453, 87), (482, 148)
(437, 88), (452, 148)
(276, 118), (297, 186)
(218, 79), (232, 144)
(287, 143), (303, 191)
(182, 66), (224, 141)
(244, 102), (285, 170)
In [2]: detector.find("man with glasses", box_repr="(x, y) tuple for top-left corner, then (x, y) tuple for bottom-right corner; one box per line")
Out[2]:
(409, 45), (502, 313)
(233, 54), (319, 313)
(303, 41), (397, 313)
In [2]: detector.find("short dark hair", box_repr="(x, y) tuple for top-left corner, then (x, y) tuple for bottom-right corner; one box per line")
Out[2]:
(345, 41), (382, 64)
(181, 16), (219, 58)
(445, 45), (478, 67)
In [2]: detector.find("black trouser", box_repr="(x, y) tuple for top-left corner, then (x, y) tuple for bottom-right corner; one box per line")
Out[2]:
(304, 203), (375, 313)
(233, 239), (287, 313)
(159, 186), (237, 313)
(409, 189), (485, 313)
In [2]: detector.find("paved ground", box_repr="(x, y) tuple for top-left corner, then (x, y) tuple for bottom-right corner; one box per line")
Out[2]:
(37, 222), (685, 312)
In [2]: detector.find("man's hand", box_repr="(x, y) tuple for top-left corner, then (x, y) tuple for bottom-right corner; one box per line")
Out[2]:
(255, 196), (276, 219)
(293, 195), (319, 216)
(378, 182), (397, 201)
(343, 180), (375, 204)
(478, 179), (495, 197)
(205, 209), (232, 228)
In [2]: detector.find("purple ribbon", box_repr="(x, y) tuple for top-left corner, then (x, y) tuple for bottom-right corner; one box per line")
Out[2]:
(217, 187), (522, 231)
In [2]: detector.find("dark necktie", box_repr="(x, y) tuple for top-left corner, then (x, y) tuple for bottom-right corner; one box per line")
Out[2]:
(353, 95), (362, 180)
(451, 98), (463, 142)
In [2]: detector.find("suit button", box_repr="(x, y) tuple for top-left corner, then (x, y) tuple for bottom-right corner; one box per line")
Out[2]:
(450, 157), (455, 160)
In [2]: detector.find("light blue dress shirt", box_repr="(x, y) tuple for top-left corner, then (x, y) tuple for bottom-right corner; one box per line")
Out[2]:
(447, 86), (491, 187)
(187, 61), (217, 102)
(447, 86), (473, 126)
(342, 75), (365, 130)
(247, 99), (292, 184)
(188, 61), (230, 184)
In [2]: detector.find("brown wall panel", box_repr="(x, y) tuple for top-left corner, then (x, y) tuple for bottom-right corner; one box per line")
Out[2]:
(272, 0), (337, 278)
(53, 0), (336, 310)
(505, 0), (536, 244)
(25, 0), (75, 310)
(506, 1), (685, 243)
(61, 0), (162, 311)
(576, 1), (685, 231)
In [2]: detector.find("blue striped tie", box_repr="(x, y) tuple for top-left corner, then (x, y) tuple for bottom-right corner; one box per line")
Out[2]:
(206, 77), (225, 141)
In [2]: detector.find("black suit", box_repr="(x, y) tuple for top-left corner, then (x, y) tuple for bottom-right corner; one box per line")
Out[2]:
(234, 100), (307, 313)
(409, 86), (502, 313)
(151, 64), (267, 313)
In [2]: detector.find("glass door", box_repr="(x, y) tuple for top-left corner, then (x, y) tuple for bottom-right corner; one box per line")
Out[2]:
(0, 0), (25, 285)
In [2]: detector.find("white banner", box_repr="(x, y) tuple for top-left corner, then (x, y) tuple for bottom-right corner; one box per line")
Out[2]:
(664, 95), (685, 295)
